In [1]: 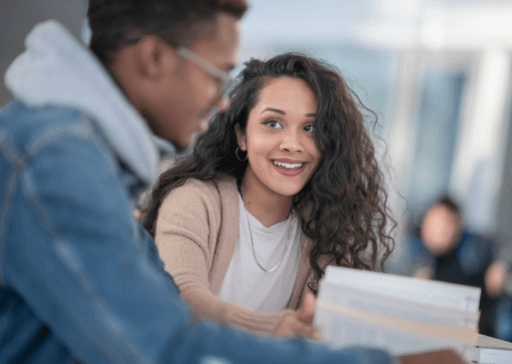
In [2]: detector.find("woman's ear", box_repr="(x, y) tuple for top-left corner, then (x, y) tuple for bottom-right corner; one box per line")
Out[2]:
(234, 123), (247, 151)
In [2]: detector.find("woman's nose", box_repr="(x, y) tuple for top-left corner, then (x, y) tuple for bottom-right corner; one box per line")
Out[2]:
(279, 129), (304, 153)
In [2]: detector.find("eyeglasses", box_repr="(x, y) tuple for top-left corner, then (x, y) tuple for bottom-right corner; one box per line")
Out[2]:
(123, 35), (235, 100)
(175, 47), (235, 100)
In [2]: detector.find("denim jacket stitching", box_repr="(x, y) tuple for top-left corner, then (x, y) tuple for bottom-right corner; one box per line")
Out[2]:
(25, 118), (94, 156)
(0, 129), (26, 280)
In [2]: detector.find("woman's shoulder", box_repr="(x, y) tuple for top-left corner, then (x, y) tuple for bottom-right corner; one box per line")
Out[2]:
(176, 174), (237, 195)
(157, 175), (240, 235)
(162, 174), (238, 210)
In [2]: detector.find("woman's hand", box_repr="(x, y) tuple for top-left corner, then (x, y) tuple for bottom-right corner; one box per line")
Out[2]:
(272, 292), (322, 341)
(398, 349), (468, 364)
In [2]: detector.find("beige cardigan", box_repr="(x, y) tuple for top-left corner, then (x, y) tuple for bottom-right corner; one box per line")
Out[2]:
(154, 175), (323, 335)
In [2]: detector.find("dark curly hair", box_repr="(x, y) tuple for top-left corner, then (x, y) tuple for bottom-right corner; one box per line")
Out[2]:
(87, 0), (248, 67)
(142, 53), (396, 292)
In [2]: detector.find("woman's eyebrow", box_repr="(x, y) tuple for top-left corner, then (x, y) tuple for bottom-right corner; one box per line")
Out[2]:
(261, 107), (316, 117)
(261, 107), (285, 115)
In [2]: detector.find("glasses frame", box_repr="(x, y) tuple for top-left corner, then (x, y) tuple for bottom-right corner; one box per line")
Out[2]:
(175, 47), (235, 100)
(122, 35), (235, 100)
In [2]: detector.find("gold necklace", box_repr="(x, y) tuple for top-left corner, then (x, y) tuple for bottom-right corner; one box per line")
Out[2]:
(243, 204), (293, 273)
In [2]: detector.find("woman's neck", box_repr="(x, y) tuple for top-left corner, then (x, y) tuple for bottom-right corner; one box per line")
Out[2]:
(240, 177), (293, 228)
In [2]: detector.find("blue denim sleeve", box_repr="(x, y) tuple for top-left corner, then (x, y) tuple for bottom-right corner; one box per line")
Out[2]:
(2, 128), (394, 364)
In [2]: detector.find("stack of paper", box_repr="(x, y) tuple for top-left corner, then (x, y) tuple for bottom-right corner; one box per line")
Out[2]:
(314, 266), (481, 361)
(475, 334), (512, 364)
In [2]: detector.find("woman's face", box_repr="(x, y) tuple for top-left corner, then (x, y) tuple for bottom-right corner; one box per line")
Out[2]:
(236, 77), (321, 198)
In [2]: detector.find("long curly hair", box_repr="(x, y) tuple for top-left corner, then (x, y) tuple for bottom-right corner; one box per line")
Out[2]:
(142, 52), (396, 292)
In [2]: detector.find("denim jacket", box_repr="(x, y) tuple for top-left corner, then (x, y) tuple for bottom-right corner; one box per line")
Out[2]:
(0, 21), (393, 364)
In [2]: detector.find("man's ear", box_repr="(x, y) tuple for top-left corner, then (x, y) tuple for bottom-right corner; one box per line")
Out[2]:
(234, 123), (247, 151)
(135, 35), (177, 80)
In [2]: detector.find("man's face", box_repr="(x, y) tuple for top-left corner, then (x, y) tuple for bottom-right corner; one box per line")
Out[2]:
(148, 13), (240, 150)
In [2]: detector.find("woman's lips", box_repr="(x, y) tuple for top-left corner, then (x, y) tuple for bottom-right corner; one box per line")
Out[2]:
(271, 161), (304, 177)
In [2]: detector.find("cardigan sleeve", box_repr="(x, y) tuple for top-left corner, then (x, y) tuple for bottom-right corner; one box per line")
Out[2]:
(154, 179), (294, 335)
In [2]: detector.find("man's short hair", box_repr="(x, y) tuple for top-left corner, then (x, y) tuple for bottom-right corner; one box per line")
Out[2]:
(87, 0), (248, 66)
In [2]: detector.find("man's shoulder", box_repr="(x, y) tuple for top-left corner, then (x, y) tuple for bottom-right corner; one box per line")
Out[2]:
(0, 100), (122, 205)
(461, 230), (495, 250)
(0, 100), (102, 155)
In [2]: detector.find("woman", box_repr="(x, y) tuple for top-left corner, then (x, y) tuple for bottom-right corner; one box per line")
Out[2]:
(142, 53), (395, 339)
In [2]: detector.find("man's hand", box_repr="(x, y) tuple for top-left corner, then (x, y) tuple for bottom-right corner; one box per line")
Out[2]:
(272, 292), (322, 341)
(398, 349), (468, 364)
(485, 260), (508, 298)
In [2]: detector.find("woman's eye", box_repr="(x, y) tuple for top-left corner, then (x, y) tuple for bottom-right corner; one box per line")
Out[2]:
(304, 124), (315, 132)
(264, 120), (282, 128)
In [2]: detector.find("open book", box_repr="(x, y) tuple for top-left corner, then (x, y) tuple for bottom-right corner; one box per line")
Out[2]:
(314, 266), (485, 362)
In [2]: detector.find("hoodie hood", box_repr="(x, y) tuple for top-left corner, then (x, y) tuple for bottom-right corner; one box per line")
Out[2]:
(5, 20), (163, 186)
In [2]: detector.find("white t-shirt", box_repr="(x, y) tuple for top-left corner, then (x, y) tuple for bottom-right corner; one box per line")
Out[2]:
(217, 193), (302, 313)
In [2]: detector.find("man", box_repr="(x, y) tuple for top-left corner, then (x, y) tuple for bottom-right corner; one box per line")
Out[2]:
(0, 0), (465, 363)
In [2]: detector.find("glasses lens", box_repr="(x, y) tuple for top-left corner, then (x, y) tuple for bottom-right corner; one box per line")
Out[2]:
(220, 77), (235, 99)
(176, 47), (235, 100)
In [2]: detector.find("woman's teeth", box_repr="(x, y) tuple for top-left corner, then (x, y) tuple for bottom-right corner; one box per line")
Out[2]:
(273, 161), (303, 169)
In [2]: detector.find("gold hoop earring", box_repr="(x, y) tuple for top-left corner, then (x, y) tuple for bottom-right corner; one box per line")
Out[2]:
(235, 147), (248, 161)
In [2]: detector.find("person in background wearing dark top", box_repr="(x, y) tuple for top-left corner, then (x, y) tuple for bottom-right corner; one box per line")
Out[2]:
(0, 0), (466, 363)
(408, 196), (511, 340)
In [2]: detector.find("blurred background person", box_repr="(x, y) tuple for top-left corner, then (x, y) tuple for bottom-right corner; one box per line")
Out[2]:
(405, 196), (512, 340)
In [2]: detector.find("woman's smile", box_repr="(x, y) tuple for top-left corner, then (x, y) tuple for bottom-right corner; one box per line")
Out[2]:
(271, 159), (306, 177)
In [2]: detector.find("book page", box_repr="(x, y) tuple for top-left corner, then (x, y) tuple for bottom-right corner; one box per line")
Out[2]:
(324, 266), (481, 312)
(318, 281), (480, 328)
(315, 306), (476, 361)
(476, 334), (512, 350)
(475, 347), (512, 364)
(315, 267), (482, 361)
